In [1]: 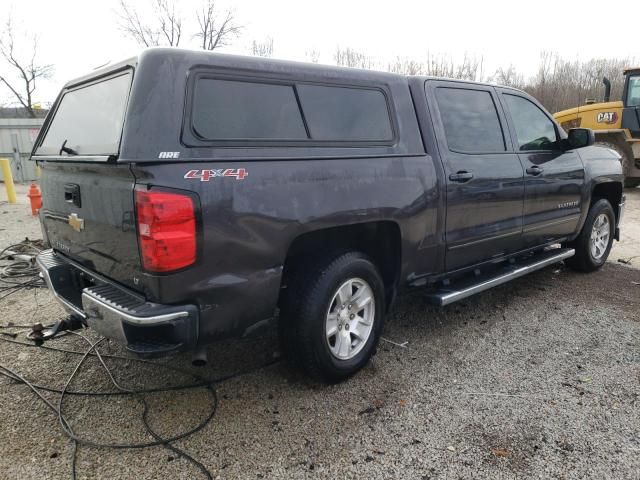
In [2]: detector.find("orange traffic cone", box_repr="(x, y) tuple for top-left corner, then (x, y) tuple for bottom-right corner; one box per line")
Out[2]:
(27, 183), (42, 216)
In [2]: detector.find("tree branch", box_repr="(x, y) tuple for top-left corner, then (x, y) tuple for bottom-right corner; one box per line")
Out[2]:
(0, 15), (53, 117)
(195, 0), (241, 51)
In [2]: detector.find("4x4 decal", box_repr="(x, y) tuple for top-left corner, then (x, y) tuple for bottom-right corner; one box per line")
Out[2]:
(184, 168), (248, 181)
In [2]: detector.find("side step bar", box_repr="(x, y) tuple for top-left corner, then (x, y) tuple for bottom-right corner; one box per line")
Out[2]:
(426, 248), (575, 306)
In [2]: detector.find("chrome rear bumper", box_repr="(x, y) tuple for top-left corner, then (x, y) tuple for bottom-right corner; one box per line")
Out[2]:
(36, 249), (198, 355)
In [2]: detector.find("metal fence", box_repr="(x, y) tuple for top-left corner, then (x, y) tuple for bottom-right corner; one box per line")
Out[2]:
(0, 118), (44, 183)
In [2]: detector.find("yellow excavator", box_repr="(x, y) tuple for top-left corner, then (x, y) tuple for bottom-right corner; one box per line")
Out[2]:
(554, 67), (640, 187)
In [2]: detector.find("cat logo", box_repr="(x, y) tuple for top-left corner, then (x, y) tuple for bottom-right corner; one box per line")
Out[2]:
(596, 112), (618, 124)
(68, 213), (85, 232)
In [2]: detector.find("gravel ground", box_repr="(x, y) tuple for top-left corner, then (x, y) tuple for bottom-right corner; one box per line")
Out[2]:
(0, 184), (638, 480)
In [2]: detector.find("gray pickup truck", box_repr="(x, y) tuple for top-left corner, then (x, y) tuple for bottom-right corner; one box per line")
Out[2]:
(33, 48), (625, 382)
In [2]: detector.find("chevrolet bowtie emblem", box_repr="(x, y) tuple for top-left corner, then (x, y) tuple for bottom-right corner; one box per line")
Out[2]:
(68, 213), (84, 232)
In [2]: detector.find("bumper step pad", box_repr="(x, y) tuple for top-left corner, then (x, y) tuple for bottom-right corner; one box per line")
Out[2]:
(36, 249), (198, 356)
(126, 339), (183, 355)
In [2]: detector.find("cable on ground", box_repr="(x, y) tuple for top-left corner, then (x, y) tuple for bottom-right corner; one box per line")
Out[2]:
(0, 238), (46, 301)
(0, 328), (279, 479)
(0, 238), (279, 478)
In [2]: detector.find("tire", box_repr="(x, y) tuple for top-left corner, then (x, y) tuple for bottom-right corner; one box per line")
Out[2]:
(279, 252), (385, 383)
(565, 199), (615, 272)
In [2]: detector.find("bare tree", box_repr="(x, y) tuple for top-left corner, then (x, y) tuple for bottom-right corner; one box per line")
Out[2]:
(454, 54), (484, 82)
(422, 53), (456, 78)
(0, 16), (53, 117)
(251, 37), (274, 58)
(334, 47), (374, 69)
(305, 49), (320, 64)
(523, 52), (635, 112)
(195, 0), (242, 51)
(388, 57), (424, 75)
(386, 52), (485, 80)
(489, 65), (525, 88)
(118, 0), (182, 47)
(316, 44), (638, 115)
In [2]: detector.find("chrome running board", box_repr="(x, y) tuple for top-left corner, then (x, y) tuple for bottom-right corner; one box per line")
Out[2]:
(426, 248), (575, 306)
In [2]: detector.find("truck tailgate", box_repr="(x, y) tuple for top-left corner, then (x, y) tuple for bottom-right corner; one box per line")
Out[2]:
(39, 161), (140, 290)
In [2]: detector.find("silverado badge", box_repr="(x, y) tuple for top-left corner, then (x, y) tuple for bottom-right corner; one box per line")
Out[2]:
(68, 213), (85, 232)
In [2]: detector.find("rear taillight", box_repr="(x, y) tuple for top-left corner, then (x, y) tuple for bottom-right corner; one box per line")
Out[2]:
(135, 189), (197, 272)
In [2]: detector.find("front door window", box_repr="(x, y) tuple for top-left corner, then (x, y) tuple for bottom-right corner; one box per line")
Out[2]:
(504, 94), (558, 151)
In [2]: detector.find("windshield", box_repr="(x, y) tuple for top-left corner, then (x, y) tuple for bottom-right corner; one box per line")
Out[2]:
(627, 75), (640, 107)
(36, 70), (132, 156)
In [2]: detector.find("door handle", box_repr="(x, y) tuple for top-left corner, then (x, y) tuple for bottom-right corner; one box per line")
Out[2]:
(449, 171), (474, 182)
(526, 166), (544, 176)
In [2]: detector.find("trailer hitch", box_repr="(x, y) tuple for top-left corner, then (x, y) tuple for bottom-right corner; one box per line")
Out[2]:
(27, 315), (85, 345)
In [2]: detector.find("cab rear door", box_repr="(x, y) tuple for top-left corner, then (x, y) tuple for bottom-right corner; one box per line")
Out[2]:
(425, 80), (525, 271)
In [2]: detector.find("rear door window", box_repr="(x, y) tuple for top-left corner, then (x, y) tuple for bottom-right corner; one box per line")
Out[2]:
(297, 84), (393, 141)
(192, 79), (307, 140)
(37, 71), (132, 156)
(435, 87), (506, 153)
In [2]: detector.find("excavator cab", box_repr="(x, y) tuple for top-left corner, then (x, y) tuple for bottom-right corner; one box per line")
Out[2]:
(622, 68), (640, 138)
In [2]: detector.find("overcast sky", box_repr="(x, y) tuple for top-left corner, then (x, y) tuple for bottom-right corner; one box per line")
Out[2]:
(2, 0), (639, 106)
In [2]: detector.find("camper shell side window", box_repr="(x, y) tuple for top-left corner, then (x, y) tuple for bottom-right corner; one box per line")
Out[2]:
(182, 70), (398, 148)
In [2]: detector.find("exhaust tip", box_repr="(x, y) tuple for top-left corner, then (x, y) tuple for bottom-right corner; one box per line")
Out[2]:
(191, 347), (208, 367)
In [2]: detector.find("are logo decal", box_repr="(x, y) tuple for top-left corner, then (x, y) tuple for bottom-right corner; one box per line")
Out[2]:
(184, 168), (248, 181)
(159, 151), (180, 159)
(596, 112), (618, 124)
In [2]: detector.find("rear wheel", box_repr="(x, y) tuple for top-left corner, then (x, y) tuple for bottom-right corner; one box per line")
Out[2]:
(279, 252), (385, 382)
(565, 199), (615, 272)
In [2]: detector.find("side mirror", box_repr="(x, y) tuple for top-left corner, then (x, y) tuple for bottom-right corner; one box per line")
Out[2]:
(566, 128), (595, 149)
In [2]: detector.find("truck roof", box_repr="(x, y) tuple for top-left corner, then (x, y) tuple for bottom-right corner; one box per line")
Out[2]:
(61, 47), (522, 93)
(63, 47), (404, 89)
(63, 56), (138, 89)
(412, 75), (524, 93)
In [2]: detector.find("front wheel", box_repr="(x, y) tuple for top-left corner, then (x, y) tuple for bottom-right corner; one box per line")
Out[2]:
(565, 199), (615, 272)
(279, 252), (385, 382)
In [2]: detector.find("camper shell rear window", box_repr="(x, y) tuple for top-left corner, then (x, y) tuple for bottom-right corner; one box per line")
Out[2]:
(36, 70), (132, 156)
(186, 73), (396, 147)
